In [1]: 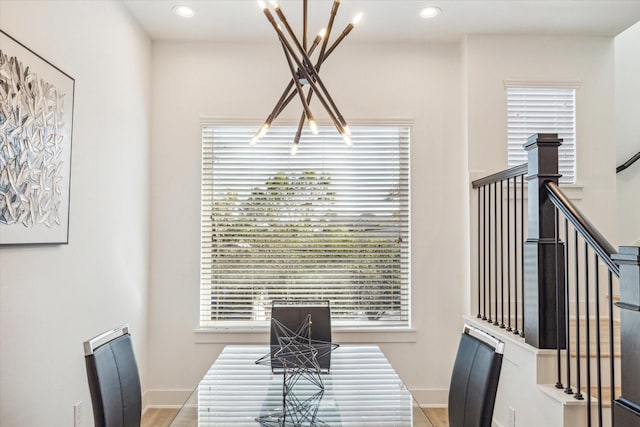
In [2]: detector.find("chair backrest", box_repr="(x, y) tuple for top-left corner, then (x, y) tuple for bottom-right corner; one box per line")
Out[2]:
(84, 325), (141, 427)
(448, 324), (504, 427)
(270, 300), (332, 371)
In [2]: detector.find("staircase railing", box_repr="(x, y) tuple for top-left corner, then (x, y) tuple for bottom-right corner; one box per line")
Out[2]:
(472, 133), (640, 427)
(472, 165), (527, 336)
(546, 180), (619, 426)
(616, 150), (640, 173)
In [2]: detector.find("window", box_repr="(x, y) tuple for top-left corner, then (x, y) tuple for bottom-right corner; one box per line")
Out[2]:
(507, 87), (576, 183)
(200, 124), (410, 328)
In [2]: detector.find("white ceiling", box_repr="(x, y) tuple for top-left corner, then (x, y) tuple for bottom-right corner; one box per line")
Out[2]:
(121, 0), (640, 43)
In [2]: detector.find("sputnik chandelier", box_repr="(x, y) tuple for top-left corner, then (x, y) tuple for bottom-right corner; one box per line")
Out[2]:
(253, 0), (362, 155)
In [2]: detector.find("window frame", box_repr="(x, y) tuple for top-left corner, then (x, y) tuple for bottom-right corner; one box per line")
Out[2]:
(199, 121), (412, 331)
(505, 81), (579, 184)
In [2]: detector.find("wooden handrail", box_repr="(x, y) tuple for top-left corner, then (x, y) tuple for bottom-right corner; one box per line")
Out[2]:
(617, 151), (640, 173)
(545, 181), (619, 276)
(471, 163), (528, 188)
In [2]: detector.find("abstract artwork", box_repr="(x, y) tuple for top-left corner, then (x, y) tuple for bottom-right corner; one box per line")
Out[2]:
(0, 30), (74, 245)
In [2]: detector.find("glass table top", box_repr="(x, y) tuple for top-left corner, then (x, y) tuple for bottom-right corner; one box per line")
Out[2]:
(170, 344), (434, 426)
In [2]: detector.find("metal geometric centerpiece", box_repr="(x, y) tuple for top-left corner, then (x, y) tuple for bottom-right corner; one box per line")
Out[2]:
(253, 0), (362, 154)
(256, 314), (339, 392)
(256, 314), (338, 426)
(256, 389), (329, 427)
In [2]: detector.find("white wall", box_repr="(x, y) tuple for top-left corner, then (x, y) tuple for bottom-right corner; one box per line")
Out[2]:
(147, 40), (466, 405)
(467, 35), (617, 237)
(465, 35), (617, 427)
(615, 22), (640, 246)
(0, 2), (151, 426)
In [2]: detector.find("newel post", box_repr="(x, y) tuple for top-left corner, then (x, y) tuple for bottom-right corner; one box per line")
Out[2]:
(523, 133), (566, 349)
(612, 246), (640, 427)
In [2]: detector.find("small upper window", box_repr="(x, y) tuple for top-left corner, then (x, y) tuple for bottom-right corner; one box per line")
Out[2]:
(507, 87), (576, 184)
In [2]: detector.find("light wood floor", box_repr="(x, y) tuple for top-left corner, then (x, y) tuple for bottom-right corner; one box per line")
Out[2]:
(141, 407), (449, 427)
(423, 407), (449, 427)
(141, 408), (179, 427)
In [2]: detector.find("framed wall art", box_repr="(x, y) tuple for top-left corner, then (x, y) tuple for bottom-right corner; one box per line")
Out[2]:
(0, 30), (74, 245)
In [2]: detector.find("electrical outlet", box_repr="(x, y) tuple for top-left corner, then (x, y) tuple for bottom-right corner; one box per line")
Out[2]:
(74, 401), (83, 426)
(508, 406), (516, 427)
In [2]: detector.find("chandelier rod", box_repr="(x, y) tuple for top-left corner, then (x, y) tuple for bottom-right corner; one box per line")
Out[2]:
(303, 0), (308, 51)
(318, 0), (340, 67)
(281, 41), (317, 134)
(252, 33), (324, 145)
(274, 5), (348, 131)
(292, 0), (342, 147)
(260, 4), (345, 136)
(271, 23), (353, 124)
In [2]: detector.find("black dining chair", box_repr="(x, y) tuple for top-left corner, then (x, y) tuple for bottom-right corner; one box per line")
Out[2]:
(448, 324), (504, 427)
(84, 324), (142, 427)
(270, 300), (333, 372)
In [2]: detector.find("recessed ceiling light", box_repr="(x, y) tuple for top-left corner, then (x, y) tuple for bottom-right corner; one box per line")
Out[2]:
(420, 6), (442, 19)
(173, 5), (196, 18)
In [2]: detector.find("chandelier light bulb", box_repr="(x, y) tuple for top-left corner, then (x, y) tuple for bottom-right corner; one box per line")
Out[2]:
(318, 28), (327, 39)
(250, 123), (270, 145)
(352, 12), (363, 25)
(258, 123), (270, 139)
(343, 125), (351, 135)
(290, 143), (299, 156)
(342, 134), (352, 146)
(257, 1), (267, 10)
(309, 119), (319, 135)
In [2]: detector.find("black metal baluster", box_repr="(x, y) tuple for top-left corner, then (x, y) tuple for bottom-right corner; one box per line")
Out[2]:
(477, 186), (482, 319)
(555, 207), (563, 389)
(574, 230), (583, 400)
(520, 173), (525, 337)
(483, 185), (488, 320)
(584, 243), (591, 425)
(500, 180), (505, 328)
(565, 218), (574, 395)
(488, 184), (492, 323)
(513, 175), (519, 336)
(494, 181), (499, 326)
(594, 254), (603, 427)
(507, 177), (512, 332)
(607, 270), (615, 425)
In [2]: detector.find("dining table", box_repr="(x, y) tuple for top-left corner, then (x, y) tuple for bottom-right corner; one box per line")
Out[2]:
(169, 344), (434, 426)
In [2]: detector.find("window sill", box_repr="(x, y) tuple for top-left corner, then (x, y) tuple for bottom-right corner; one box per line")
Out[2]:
(194, 327), (418, 344)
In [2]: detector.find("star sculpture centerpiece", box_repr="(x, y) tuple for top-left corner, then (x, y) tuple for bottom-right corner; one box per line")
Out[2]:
(256, 314), (338, 426)
(256, 389), (330, 427)
(256, 314), (339, 392)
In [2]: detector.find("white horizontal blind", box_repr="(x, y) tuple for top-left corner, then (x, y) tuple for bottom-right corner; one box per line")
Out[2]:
(507, 87), (576, 183)
(201, 125), (410, 328)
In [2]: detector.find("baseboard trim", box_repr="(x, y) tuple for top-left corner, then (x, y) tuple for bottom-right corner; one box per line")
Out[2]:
(143, 389), (193, 409)
(411, 388), (448, 407)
